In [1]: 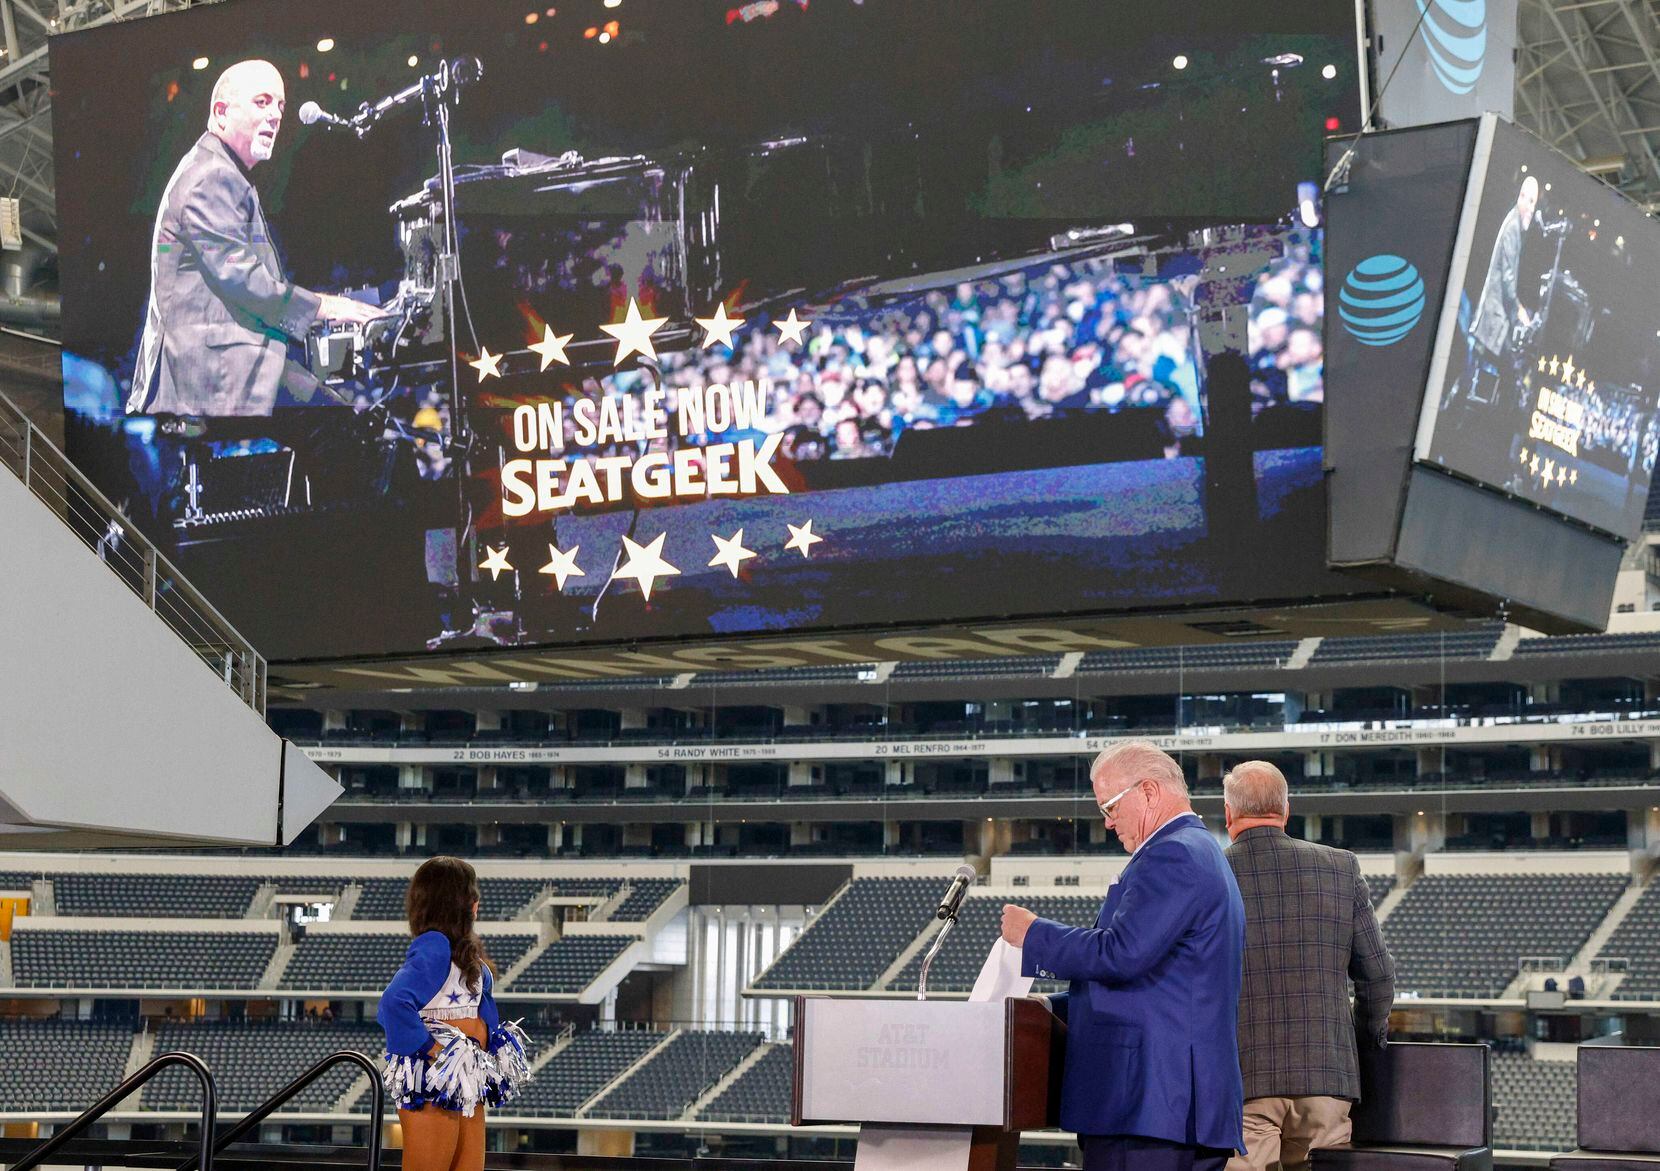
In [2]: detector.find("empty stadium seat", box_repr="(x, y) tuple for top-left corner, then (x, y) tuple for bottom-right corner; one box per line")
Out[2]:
(1491, 1051), (1576, 1152)
(1597, 884), (1660, 1001)
(0, 1019), (135, 1112)
(53, 873), (262, 918)
(144, 1019), (383, 1112)
(609, 878), (683, 920)
(700, 1042), (794, 1124)
(1310, 627), (1505, 666)
(1383, 875), (1626, 998)
(1077, 642), (1300, 675)
(10, 930), (276, 989)
(495, 1028), (667, 1117)
(509, 935), (635, 994)
(586, 1029), (764, 1120)
(889, 895), (1099, 994)
(1367, 874), (1396, 910)
(280, 932), (537, 992)
(751, 877), (940, 991)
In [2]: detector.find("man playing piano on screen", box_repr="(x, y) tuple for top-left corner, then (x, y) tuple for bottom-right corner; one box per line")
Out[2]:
(127, 59), (380, 418)
(1456, 174), (1538, 416)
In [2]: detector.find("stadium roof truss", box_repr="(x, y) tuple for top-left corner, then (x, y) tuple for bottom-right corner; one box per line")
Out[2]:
(1517, 0), (1660, 210)
(0, 0), (1653, 268)
(0, 0), (225, 256)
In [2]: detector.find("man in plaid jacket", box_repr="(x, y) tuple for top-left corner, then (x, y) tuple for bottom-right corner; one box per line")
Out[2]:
(1223, 761), (1395, 1171)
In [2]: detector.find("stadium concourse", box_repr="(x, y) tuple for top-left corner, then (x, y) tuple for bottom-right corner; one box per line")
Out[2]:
(0, 615), (1659, 1165)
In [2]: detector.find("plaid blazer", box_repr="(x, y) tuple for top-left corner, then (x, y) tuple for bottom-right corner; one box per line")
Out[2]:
(1225, 827), (1394, 1101)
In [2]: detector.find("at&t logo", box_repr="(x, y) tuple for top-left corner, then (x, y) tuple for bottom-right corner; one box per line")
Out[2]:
(1416, 0), (1487, 95)
(1338, 254), (1426, 347)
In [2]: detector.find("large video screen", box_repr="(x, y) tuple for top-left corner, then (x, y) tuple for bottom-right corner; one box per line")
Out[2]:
(53, 0), (1361, 662)
(1416, 119), (1660, 538)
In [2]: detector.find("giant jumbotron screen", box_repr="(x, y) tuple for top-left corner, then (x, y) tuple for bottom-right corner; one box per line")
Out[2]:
(52, 0), (1361, 662)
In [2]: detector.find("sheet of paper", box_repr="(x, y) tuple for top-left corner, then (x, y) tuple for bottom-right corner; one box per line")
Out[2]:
(854, 1124), (974, 1171)
(968, 937), (1034, 1003)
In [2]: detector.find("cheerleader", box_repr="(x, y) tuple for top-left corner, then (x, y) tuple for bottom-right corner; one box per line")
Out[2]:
(377, 857), (533, 1171)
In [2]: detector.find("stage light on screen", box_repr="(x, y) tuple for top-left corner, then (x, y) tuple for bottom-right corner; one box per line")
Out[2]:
(407, 54), (419, 66)
(525, 11), (538, 23)
(316, 37), (335, 52)
(1172, 54), (1189, 70)
(1297, 180), (1320, 228)
(598, 31), (611, 43)
(604, 0), (621, 7)
(191, 57), (209, 71)
(1325, 116), (1341, 131)
(584, 25), (597, 37)
(1322, 63), (1337, 80)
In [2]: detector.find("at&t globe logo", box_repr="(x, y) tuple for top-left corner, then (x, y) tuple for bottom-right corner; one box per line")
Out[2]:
(1338, 255), (1426, 347)
(1416, 0), (1487, 95)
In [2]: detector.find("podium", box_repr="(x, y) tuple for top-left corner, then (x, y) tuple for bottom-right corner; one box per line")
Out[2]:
(792, 995), (1066, 1171)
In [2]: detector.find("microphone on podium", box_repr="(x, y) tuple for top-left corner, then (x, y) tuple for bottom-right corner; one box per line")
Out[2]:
(936, 864), (977, 921)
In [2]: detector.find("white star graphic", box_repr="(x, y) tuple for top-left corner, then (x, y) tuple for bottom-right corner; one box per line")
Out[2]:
(1560, 354), (1576, 385)
(784, 519), (823, 558)
(614, 532), (680, 601)
(538, 543), (584, 589)
(599, 298), (668, 367)
(707, 529), (757, 577)
(773, 308), (810, 347)
(528, 325), (574, 371)
(479, 545), (513, 580)
(468, 346), (503, 382)
(695, 302), (746, 350)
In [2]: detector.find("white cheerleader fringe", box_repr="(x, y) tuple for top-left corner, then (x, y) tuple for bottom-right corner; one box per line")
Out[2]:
(381, 1051), (428, 1106)
(425, 1024), (499, 1118)
(486, 1019), (534, 1105)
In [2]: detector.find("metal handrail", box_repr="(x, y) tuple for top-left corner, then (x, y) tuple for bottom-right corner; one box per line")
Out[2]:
(7, 1051), (217, 1171)
(0, 388), (265, 714)
(175, 1050), (384, 1171)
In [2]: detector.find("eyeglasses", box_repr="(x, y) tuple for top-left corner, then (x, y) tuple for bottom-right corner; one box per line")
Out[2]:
(1097, 781), (1141, 821)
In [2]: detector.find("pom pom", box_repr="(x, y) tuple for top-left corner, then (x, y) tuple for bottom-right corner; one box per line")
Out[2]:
(425, 1024), (498, 1118)
(485, 1019), (534, 1105)
(381, 1051), (427, 1107)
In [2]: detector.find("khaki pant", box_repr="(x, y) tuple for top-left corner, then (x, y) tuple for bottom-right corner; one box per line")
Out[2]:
(1227, 1095), (1352, 1171)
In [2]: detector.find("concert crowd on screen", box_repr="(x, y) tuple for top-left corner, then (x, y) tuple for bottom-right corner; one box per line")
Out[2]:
(404, 243), (1325, 478)
(1577, 389), (1659, 475)
(674, 249), (1320, 462)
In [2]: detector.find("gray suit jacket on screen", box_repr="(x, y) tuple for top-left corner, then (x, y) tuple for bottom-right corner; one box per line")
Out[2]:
(128, 132), (321, 417)
(1470, 204), (1526, 357)
(1225, 826), (1395, 1101)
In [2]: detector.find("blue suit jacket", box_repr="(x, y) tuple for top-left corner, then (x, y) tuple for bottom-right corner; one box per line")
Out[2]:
(1021, 816), (1246, 1151)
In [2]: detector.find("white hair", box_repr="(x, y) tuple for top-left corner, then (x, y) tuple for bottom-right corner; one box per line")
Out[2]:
(1090, 739), (1188, 798)
(1223, 760), (1290, 817)
(208, 59), (280, 131)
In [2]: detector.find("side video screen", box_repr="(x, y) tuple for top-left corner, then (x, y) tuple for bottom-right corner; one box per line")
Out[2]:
(1416, 119), (1660, 538)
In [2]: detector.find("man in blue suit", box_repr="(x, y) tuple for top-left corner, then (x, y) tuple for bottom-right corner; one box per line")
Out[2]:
(1002, 740), (1246, 1171)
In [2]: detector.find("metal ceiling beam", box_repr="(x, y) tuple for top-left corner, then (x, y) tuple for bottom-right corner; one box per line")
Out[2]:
(1541, 0), (1660, 193)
